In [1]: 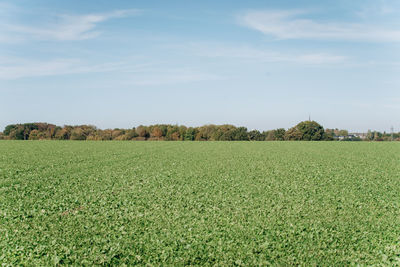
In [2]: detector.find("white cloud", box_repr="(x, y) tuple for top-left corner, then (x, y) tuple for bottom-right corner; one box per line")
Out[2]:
(0, 56), (222, 85)
(0, 57), (126, 79)
(356, 0), (398, 17)
(384, 104), (400, 110)
(173, 43), (346, 65)
(383, 98), (400, 110)
(127, 69), (223, 85)
(239, 10), (400, 42)
(1, 9), (139, 42)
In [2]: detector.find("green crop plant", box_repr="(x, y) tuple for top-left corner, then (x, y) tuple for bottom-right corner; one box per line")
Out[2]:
(1, 141), (399, 265)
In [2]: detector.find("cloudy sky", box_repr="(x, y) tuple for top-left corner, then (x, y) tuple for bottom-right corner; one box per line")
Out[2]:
(1, 0), (399, 132)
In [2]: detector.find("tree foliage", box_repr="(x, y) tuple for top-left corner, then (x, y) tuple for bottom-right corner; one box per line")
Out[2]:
(1, 122), (397, 141)
(285, 121), (325, 141)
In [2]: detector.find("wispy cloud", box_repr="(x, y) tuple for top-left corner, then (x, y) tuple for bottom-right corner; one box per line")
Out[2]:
(383, 98), (400, 110)
(239, 10), (400, 42)
(356, 0), (398, 17)
(0, 57), (127, 79)
(127, 69), (222, 86)
(1, 9), (139, 42)
(171, 42), (346, 65)
(0, 56), (222, 85)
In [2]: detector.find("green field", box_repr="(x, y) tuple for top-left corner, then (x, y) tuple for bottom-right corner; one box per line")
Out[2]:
(1, 141), (400, 265)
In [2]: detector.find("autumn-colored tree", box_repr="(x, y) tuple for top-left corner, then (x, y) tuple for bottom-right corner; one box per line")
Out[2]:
(4, 121), (397, 142)
(195, 125), (217, 141)
(151, 127), (163, 140)
(166, 125), (180, 140)
(265, 131), (274, 141)
(124, 129), (139, 140)
(136, 126), (149, 139)
(29, 130), (49, 140)
(170, 131), (180, 141)
(70, 128), (86, 140)
(284, 127), (302, 140)
(55, 127), (71, 140)
(28, 130), (40, 140)
(112, 129), (124, 140)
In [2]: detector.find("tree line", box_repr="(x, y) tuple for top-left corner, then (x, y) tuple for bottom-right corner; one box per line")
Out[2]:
(0, 121), (399, 141)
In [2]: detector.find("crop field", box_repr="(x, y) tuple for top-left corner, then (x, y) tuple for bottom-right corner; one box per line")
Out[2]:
(1, 141), (400, 265)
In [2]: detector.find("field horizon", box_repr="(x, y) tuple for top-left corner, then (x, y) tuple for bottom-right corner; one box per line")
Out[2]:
(2, 0), (399, 265)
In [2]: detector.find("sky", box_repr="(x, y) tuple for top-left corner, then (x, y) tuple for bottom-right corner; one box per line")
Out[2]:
(0, 0), (399, 132)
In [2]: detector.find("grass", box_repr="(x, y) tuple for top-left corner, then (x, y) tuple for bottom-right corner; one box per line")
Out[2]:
(1, 141), (400, 265)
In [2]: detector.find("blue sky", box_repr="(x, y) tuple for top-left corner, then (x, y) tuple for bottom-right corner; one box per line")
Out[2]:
(0, 0), (399, 132)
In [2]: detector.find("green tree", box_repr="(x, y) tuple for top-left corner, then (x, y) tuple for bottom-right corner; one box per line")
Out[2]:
(184, 127), (197, 141)
(3, 124), (16, 136)
(248, 130), (263, 141)
(338, 130), (349, 136)
(274, 128), (286, 141)
(285, 121), (325, 141)
(232, 127), (249, 141)
(373, 131), (383, 141)
(366, 130), (373, 141)
(324, 129), (335, 141)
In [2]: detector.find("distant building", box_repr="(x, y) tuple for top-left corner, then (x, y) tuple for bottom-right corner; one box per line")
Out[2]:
(349, 133), (367, 139)
(336, 133), (366, 140)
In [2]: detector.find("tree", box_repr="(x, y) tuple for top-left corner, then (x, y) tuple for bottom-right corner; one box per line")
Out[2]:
(211, 125), (236, 141)
(285, 121), (325, 141)
(170, 131), (180, 141)
(151, 127), (163, 140)
(265, 131), (275, 141)
(11, 126), (25, 140)
(284, 127), (303, 140)
(324, 129), (335, 141)
(178, 126), (187, 141)
(70, 128), (86, 140)
(184, 127), (197, 141)
(231, 127), (248, 141)
(195, 125), (217, 141)
(55, 127), (71, 140)
(338, 129), (348, 136)
(166, 125), (180, 140)
(29, 129), (49, 140)
(136, 126), (149, 139)
(373, 131), (383, 141)
(274, 128), (286, 141)
(119, 129), (138, 140)
(28, 130), (40, 140)
(248, 130), (264, 141)
(112, 129), (124, 140)
(7, 121), (389, 142)
(3, 124), (16, 136)
(366, 130), (373, 141)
